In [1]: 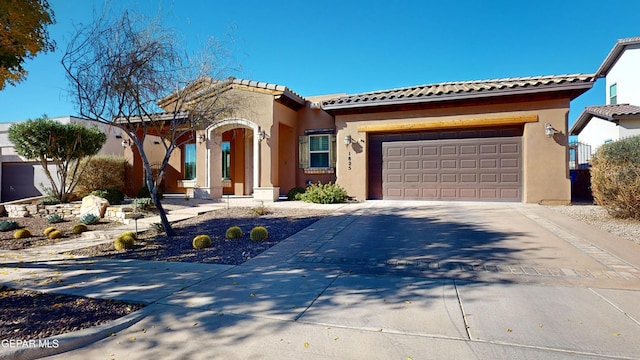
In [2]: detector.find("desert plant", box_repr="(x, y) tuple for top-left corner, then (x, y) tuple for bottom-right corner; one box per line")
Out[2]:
(299, 182), (349, 204)
(43, 226), (57, 235)
(250, 226), (268, 242)
(251, 201), (269, 216)
(151, 222), (165, 234)
(0, 220), (19, 232)
(114, 237), (134, 250)
(13, 229), (31, 239)
(74, 155), (127, 197)
(192, 234), (212, 249)
(90, 188), (125, 205)
(48, 230), (63, 239)
(120, 231), (137, 240)
(225, 226), (243, 239)
(132, 198), (154, 211)
(40, 197), (60, 205)
(591, 136), (640, 219)
(287, 186), (306, 201)
(72, 223), (88, 234)
(80, 213), (100, 225)
(47, 214), (64, 224)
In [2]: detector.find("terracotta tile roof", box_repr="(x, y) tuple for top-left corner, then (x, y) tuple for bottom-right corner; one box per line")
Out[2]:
(596, 36), (640, 77)
(569, 104), (640, 135)
(322, 74), (595, 110)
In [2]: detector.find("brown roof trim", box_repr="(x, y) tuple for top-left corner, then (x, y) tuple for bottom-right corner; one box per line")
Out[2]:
(596, 37), (640, 78)
(569, 104), (640, 135)
(322, 74), (595, 112)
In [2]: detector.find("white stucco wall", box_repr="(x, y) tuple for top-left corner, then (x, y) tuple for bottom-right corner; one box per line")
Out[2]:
(606, 44), (640, 105)
(577, 117), (620, 153)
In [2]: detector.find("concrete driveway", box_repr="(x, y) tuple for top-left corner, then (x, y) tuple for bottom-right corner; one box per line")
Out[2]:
(3, 201), (640, 359)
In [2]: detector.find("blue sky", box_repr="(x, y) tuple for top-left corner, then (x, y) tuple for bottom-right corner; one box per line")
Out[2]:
(1, 0), (639, 125)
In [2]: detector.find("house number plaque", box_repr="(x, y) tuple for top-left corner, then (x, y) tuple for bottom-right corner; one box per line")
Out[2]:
(348, 152), (352, 170)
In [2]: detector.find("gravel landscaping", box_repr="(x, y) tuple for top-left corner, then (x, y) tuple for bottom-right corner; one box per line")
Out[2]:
(548, 204), (640, 245)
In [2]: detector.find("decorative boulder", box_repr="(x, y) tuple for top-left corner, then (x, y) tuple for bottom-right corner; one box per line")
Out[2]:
(80, 195), (109, 219)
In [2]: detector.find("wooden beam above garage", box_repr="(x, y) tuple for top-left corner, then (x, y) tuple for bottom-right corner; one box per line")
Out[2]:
(357, 115), (538, 133)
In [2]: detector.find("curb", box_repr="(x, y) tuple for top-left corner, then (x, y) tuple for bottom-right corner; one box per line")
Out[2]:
(0, 306), (150, 360)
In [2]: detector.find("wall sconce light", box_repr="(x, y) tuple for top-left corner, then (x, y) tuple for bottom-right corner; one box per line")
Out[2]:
(258, 130), (268, 141)
(344, 134), (352, 145)
(197, 134), (206, 143)
(544, 123), (560, 137)
(121, 139), (132, 147)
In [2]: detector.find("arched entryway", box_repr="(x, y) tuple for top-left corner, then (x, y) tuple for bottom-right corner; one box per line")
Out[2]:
(206, 119), (260, 198)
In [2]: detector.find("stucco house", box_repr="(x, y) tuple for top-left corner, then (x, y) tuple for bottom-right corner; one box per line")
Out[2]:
(570, 37), (640, 165)
(0, 116), (123, 202)
(123, 74), (593, 204)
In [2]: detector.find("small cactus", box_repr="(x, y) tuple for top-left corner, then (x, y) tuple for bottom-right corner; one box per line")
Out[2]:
(44, 227), (57, 236)
(114, 234), (135, 250)
(13, 229), (31, 239)
(47, 214), (64, 224)
(193, 235), (212, 249)
(225, 226), (243, 239)
(120, 231), (137, 240)
(80, 213), (100, 225)
(48, 230), (63, 239)
(72, 224), (88, 234)
(250, 226), (268, 242)
(0, 220), (19, 232)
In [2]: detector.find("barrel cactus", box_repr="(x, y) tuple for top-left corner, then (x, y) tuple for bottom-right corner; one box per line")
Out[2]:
(72, 224), (88, 234)
(13, 229), (31, 239)
(193, 235), (212, 249)
(114, 232), (135, 250)
(44, 227), (57, 236)
(250, 226), (268, 242)
(225, 226), (243, 239)
(48, 230), (63, 239)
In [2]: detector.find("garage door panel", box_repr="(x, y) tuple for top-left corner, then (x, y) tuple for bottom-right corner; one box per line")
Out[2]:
(382, 136), (521, 201)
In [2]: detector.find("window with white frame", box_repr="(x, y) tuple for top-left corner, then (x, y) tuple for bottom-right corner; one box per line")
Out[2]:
(610, 83), (617, 105)
(309, 135), (330, 168)
(298, 132), (336, 169)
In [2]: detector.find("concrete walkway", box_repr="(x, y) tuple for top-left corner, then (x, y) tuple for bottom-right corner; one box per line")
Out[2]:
(2, 200), (640, 359)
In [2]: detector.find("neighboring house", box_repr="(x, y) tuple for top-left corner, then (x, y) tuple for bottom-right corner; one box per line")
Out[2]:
(123, 75), (593, 204)
(570, 37), (640, 165)
(0, 116), (123, 202)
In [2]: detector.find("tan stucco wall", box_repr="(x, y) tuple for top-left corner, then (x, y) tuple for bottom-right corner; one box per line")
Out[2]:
(296, 106), (337, 187)
(334, 99), (572, 203)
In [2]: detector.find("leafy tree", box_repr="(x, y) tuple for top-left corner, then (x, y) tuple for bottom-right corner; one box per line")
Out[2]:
(0, 0), (56, 90)
(8, 116), (106, 203)
(62, 10), (239, 236)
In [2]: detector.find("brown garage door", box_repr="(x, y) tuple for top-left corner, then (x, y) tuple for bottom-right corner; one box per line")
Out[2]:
(382, 137), (521, 201)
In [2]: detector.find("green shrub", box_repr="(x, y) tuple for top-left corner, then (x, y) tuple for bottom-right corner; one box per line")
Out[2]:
(80, 213), (100, 225)
(72, 224), (88, 234)
(91, 189), (125, 205)
(287, 187), (306, 201)
(132, 198), (154, 211)
(225, 226), (243, 239)
(114, 233), (135, 250)
(591, 136), (640, 219)
(250, 226), (268, 242)
(48, 230), (63, 239)
(40, 197), (60, 206)
(299, 182), (349, 204)
(193, 235), (212, 249)
(0, 220), (19, 232)
(74, 155), (126, 198)
(13, 229), (31, 239)
(47, 214), (64, 224)
(43, 226), (57, 236)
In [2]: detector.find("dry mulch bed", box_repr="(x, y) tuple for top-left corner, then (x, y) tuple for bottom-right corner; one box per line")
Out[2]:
(0, 206), (331, 342)
(0, 286), (143, 341)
